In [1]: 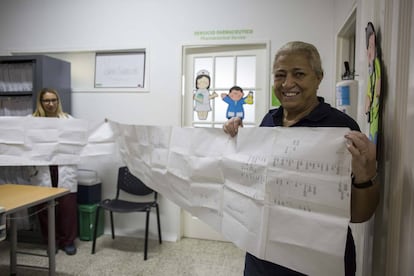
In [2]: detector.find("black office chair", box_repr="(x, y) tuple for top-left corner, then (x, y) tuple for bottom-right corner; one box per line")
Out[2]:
(91, 166), (162, 260)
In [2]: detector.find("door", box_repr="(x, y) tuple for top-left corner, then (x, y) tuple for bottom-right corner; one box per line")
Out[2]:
(181, 43), (270, 240)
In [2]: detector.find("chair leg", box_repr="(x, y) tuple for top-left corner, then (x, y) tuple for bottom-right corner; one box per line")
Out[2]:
(144, 210), (150, 260)
(110, 211), (115, 239)
(91, 206), (101, 254)
(156, 204), (162, 244)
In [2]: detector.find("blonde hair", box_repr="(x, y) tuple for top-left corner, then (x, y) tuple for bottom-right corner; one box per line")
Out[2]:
(33, 88), (67, 117)
(273, 41), (324, 79)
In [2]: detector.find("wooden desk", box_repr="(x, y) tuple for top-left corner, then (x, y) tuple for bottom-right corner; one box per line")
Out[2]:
(0, 184), (69, 276)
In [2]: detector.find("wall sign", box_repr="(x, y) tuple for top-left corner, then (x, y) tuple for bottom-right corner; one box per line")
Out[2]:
(194, 29), (254, 40)
(95, 52), (145, 88)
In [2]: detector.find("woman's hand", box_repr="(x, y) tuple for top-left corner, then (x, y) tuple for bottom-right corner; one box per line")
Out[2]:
(345, 131), (377, 182)
(223, 117), (243, 137)
(345, 130), (380, 222)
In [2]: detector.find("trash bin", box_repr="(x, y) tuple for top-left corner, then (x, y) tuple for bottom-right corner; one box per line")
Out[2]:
(77, 169), (102, 205)
(78, 203), (104, 241)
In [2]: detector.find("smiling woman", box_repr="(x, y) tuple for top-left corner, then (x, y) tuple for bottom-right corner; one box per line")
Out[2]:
(223, 41), (379, 276)
(33, 88), (65, 118)
(272, 42), (323, 125)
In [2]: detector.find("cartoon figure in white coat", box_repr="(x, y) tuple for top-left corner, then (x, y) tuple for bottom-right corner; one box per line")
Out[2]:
(193, 70), (218, 120)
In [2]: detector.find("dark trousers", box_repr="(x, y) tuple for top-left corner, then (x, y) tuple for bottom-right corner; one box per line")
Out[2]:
(243, 227), (356, 276)
(37, 165), (77, 248)
(244, 253), (306, 276)
(37, 192), (78, 248)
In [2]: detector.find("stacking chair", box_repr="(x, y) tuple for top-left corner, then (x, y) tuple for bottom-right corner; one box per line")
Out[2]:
(91, 166), (162, 260)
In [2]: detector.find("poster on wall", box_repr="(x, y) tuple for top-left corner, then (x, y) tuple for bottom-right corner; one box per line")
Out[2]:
(365, 22), (381, 145)
(95, 52), (145, 88)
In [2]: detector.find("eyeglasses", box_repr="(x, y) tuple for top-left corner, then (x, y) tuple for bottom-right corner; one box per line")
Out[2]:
(41, 99), (58, 104)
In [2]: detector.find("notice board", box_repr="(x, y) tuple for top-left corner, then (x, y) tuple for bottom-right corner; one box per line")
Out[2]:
(95, 52), (145, 88)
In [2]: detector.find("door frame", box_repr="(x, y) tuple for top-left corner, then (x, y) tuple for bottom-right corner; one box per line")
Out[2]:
(179, 41), (271, 240)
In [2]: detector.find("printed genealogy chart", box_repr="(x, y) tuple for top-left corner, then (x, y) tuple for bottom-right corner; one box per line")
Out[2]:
(109, 121), (352, 276)
(0, 116), (352, 276)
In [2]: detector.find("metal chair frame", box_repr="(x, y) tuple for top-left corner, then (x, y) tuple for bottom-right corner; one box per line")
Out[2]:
(91, 166), (162, 260)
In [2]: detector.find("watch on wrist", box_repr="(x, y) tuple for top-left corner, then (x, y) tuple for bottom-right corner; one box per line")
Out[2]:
(352, 173), (377, 189)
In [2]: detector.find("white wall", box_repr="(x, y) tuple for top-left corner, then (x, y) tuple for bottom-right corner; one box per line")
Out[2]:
(0, 0), (336, 241)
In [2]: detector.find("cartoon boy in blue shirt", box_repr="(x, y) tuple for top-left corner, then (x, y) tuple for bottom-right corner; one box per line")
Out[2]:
(221, 86), (253, 120)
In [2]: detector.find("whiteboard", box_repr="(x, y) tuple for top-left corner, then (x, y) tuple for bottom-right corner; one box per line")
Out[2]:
(95, 52), (145, 88)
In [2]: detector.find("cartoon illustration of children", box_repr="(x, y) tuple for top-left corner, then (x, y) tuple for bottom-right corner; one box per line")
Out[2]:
(365, 22), (381, 144)
(193, 70), (218, 120)
(221, 86), (253, 120)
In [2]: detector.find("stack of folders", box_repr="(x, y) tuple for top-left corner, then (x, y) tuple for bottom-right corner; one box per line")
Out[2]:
(0, 63), (33, 92)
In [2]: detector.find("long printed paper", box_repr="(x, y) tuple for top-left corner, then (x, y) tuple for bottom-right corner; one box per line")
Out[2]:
(0, 117), (352, 275)
(109, 121), (352, 276)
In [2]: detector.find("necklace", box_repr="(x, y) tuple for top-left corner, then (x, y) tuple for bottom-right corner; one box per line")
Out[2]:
(283, 116), (299, 127)
(282, 100), (320, 126)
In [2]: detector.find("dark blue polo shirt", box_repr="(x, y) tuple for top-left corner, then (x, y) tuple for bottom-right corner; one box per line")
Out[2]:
(244, 97), (358, 276)
(260, 97), (360, 131)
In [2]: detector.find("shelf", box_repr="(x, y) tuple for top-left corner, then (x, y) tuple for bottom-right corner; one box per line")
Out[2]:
(0, 55), (71, 114)
(0, 92), (33, 96)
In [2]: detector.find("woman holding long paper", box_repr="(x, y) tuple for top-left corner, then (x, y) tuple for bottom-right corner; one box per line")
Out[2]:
(223, 41), (379, 276)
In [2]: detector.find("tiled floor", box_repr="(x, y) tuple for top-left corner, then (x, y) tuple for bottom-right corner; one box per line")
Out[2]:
(0, 235), (245, 276)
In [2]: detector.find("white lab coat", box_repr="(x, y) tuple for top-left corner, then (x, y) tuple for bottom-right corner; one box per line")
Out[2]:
(28, 113), (78, 192)
(29, 165), (78, 193)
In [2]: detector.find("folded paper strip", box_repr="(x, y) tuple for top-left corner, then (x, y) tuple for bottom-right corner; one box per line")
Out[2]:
(0, 117), (351, 276)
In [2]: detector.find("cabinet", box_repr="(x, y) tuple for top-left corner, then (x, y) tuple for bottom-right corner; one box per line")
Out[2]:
(0, 55), (71, 115)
